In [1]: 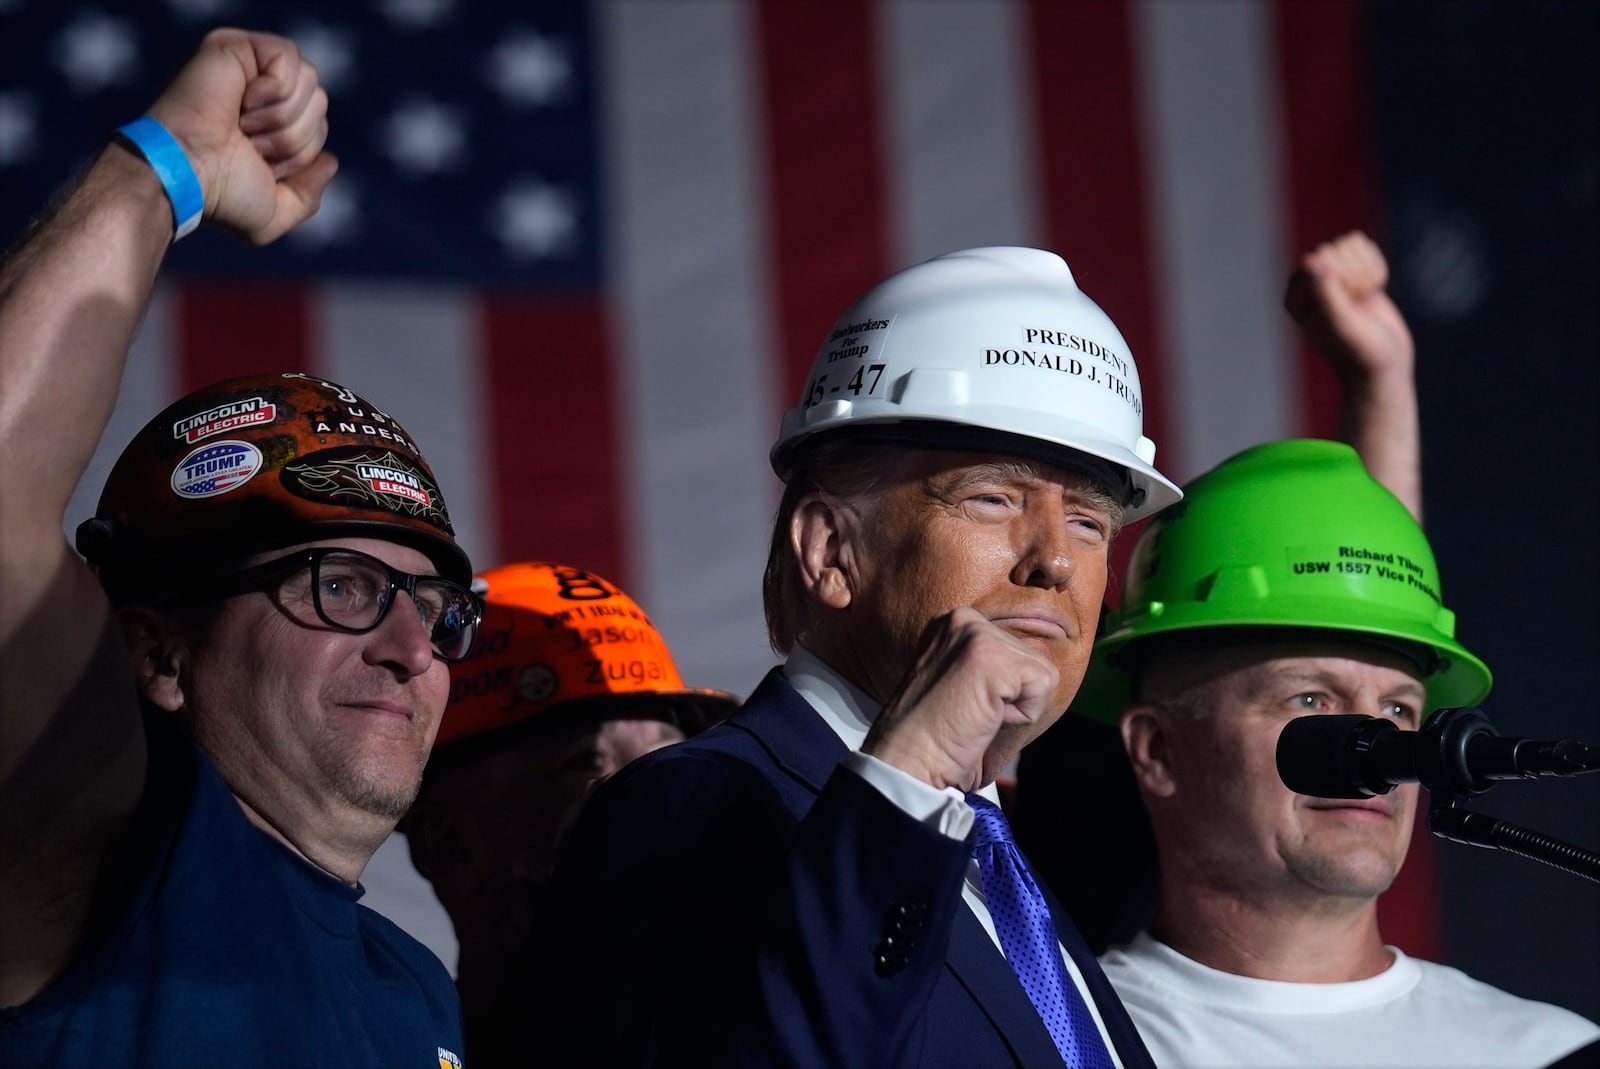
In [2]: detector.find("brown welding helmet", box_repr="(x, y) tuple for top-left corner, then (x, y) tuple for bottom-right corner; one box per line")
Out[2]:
(76, 372), (471, 601)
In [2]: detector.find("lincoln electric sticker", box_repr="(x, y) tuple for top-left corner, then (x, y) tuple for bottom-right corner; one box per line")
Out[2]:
(170, 440), (263, 499)
(171, 396), (278, 444)
(281, 446), (451, 528)
(354, 460), (432, 506)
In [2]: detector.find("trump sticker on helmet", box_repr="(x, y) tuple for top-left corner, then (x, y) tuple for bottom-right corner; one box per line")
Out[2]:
(170, 440), (263, 499)
(800, 316), (894, 415)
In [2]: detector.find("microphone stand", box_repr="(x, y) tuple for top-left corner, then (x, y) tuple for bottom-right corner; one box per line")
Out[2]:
(1429, 796), (1600, 883)
(1422, 708), (1600, 884)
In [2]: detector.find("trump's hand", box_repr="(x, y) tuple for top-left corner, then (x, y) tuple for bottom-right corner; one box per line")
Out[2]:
(862, 607), (1058, 792)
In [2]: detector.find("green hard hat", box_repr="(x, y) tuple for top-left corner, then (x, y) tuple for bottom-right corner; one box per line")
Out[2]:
(1074, 439), (1492, 723)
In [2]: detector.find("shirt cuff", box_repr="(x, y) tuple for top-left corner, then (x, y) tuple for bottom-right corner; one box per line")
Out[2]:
(843, 752), (975, 840)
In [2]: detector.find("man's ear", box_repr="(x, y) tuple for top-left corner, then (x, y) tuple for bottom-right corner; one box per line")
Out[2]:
(791, 492), (859, 611)
(116, 607), (189, 713)
(1121, 704), (1177, 799)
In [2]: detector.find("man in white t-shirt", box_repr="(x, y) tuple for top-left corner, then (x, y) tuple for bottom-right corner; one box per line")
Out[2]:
(1074, 436), (1599, 1068)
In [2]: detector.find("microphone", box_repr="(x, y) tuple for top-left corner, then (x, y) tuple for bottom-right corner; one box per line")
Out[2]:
(1276, 708), (1600, 799)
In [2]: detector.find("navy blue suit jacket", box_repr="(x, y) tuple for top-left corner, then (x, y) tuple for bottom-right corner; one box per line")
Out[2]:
(525, 668), (1156, 1069)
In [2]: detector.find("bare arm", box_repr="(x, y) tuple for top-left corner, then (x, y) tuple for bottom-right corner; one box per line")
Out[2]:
(0, 28), (334, 1005)
(1284, 231), (1422, 521)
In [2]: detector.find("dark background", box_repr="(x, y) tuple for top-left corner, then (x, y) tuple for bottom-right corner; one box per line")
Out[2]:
(1375, 0), (1600, 1021)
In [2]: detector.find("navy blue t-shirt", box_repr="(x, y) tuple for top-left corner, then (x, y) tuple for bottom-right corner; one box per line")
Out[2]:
(2, 711), (465, 1068)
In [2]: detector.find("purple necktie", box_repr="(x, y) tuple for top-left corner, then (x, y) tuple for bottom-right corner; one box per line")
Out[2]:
(967, 794), (1115, 1069)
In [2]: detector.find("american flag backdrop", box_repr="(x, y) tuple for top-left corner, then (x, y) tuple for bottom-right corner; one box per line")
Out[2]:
(4, 0), (1595, 1023)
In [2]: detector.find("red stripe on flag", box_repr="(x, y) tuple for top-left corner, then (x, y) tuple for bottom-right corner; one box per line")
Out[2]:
(175, 285), (315, 392)
(479, 295), (626, 588)
(754, 0), (892, 405)
(1272, 0), (1383, 443)
(1025, 0), (1174, 594)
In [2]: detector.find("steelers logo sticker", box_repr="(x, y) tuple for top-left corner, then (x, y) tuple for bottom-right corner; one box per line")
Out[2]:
(516, 664), (559, 704)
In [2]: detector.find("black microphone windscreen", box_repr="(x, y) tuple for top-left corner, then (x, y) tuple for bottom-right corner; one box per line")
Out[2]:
(1276, 714), (1395, 799)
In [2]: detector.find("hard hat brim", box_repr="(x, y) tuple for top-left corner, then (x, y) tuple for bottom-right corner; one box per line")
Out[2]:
(1072, 613), (1493, 726)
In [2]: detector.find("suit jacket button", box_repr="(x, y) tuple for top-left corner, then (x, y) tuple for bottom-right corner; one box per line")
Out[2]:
(893, 896), (929, 923)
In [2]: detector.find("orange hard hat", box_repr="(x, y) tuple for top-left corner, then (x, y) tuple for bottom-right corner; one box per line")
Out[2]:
(436, 561), (741, 748)
(76, 372), (471, 600)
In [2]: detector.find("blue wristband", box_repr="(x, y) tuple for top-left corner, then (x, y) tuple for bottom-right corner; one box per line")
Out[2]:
(116, 116), (203, 241)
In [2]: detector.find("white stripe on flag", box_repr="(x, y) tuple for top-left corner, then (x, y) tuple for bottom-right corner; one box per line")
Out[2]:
(879, 0), (1039, 264)
(601, 0), (782, 697)
(65, 287), (180, 541)
(1134, 0), (1295, 481)
(318, 284), (496, 572)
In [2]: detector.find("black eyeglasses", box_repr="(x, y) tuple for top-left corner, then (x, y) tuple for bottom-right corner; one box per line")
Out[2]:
(212, 547), (484, 662)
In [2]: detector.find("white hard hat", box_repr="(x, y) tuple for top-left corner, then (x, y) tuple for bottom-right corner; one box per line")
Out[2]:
(771, 246), (1182, 522)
